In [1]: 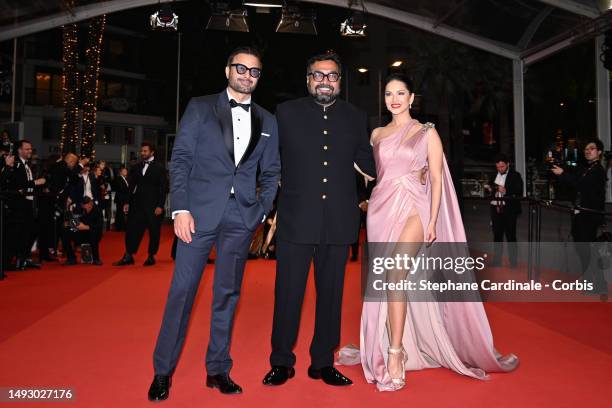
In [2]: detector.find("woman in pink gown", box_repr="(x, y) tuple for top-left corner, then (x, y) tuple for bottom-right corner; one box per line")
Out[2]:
(348, 74), (518, 391)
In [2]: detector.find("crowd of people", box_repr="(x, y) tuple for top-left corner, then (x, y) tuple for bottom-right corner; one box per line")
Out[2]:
(0, 134), (159, 271)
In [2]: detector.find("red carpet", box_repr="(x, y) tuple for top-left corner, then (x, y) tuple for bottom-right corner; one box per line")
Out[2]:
(0, 226), (610, 408)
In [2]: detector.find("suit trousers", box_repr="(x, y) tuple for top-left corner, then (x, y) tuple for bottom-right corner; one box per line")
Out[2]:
(125, 205), (162, 256)
(491, 205), (518, 266)
(153, 198), (253, 376)
(270, 240), (349, 369)
(15, 199), (35, 261)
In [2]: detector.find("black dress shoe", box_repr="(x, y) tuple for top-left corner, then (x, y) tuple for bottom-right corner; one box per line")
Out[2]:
(143, 256), (156, 266)
(113, 254), (134, 266)
(307, 366), (353, 386)
(23, 259), (41, 269)
(92, 259), (103, 266)
(63, 259), (77, 266)
(262, 366), (295, 386)
(206, 374), (242, 394)
(148, 375), (171, 401)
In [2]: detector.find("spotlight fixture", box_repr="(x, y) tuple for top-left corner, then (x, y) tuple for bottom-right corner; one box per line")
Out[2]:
(391, 60), (403, 67)
(244, 0), (284, 7)
(340, 0), (367, 37)
(149, 3), (179, 31)
(206, 2), (249, 32)
(357, 67), (368, 73)
(276, 6), (317, 35)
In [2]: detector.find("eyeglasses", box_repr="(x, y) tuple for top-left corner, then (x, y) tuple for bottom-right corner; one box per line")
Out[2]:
(307, 71), (341, 82)
(230, 63), (262, 78)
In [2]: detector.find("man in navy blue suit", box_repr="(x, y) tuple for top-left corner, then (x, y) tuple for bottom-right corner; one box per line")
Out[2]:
(148, 46), (281, 401)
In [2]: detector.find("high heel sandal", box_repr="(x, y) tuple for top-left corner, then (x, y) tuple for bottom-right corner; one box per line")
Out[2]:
(388, 347), (407, 389)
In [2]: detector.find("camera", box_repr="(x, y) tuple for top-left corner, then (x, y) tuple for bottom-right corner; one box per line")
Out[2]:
(546, 159), (562, 170)
(65, 208), (82, 232)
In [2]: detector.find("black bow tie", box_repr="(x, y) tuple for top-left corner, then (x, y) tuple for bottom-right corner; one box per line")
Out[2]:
(229, 99), (250, 112)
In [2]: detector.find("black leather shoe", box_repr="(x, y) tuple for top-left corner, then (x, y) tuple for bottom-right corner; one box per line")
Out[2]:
(307, 366), (353, 386)
(206, 374), (242, 394)
(148, 375), (171, 401)
(143, 256), (156, 266)
(262, 366), (295, 386)
(63, 259), (77, 266)
(113, 254), (134, 266)
(92, 259), (103, 266)
(23, 259), (40, 269)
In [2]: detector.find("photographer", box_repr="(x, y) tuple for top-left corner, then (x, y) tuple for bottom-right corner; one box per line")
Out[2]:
(551, 139), (606, 273)
(61, 197), (103, 265)
(39, 153), (80, 261)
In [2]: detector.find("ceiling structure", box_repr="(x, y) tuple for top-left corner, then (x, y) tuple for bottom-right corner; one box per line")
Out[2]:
(0, 0), (609, 64)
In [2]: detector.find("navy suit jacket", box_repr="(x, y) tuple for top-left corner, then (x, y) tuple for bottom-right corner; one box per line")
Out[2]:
(170, 91), (281, 232)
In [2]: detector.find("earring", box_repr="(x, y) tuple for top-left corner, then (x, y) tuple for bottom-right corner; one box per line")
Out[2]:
(409, 103), (412, 109)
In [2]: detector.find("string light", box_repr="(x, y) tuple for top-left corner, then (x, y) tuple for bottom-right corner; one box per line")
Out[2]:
(81, 14), (106, 159)
(60, 21), (79, 155)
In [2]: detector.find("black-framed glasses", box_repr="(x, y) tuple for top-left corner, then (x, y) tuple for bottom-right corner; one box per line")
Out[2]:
(307, 71), (341, 82)
(230, 63), (262, 78)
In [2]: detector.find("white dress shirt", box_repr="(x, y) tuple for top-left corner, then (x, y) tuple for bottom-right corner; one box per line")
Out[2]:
(20, 157), (34, 201)
(491, 171), (508, 206)
(142, 157), (154, 175)
(82, 173), (93, 199)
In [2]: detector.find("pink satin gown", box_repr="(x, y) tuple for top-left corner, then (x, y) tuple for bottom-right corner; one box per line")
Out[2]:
(343, 120), (518, 391)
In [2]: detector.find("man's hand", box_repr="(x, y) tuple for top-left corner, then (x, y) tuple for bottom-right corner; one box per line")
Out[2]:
(497, 185), (506, 194)
(154, 207), (163, 216)
(358, 200), (368, 212)
(174, 212), (195, 244)
(77, 222), (89, 231)
(34, 177), (46, 186)
(79, 157), (90, 167)
(551, 165), (564, 176)
(123, 203), (129, 214)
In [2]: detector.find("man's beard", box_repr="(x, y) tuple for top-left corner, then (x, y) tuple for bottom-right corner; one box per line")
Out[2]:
(310, 84), (339, 104)
(229, 77), (255, 95)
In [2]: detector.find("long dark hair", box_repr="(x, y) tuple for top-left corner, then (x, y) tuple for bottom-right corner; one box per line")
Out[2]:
(384, 73), (415, 93)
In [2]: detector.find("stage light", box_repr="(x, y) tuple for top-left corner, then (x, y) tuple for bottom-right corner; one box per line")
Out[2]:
(597, 0), (612, 12)
(244, 0), (283, 7)
(391, 60), (403, 67)
(206, 2), (249, 32)
(340, 0), (367, 37)
(150, 4), (179, 31)
(357, 67), (368, 73)
(276, 6), (317, 35)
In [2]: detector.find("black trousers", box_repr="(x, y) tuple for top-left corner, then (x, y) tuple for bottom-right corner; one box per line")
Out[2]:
(61, 228), (101, 261)
(270, 240), (349, 369)
(571, 212), (602, 274)
(14, 199), (35, 261)
(491, 205), (518, 266)
(114, 201), (127, 231)
(125, 206), (162, 256)
(37, 195), (56, 258)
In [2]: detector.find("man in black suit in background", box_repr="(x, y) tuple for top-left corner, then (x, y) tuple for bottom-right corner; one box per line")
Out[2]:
(4, 140), (46, 270)
(113, 166), (130, 231)
(114, 142), (167, 266)
(486, 154), (523, 267)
